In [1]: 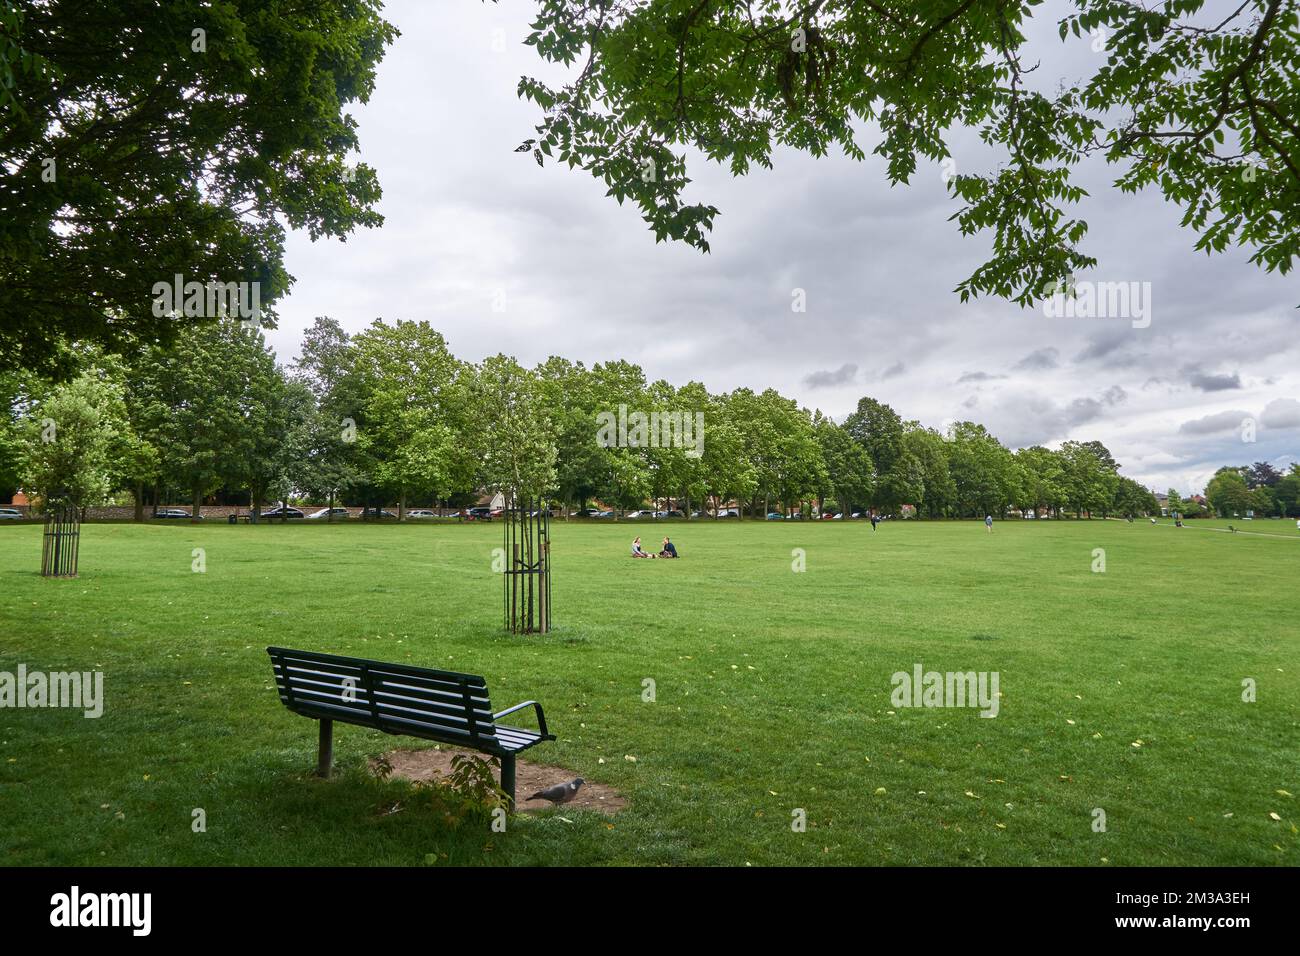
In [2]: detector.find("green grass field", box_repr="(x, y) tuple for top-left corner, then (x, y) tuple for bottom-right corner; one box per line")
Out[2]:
(1, 518), (1296, 866)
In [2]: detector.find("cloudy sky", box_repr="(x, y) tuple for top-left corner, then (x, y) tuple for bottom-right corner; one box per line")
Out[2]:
(268, 0), (1299, 495)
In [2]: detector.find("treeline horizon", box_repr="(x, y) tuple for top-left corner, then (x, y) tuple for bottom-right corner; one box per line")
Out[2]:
(3, 317), (1299, 521)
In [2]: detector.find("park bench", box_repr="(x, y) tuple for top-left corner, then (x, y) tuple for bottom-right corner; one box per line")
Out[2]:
(266, 646), (555, 806)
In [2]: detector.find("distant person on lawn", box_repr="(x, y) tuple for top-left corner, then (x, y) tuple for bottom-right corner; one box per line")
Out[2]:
(985, 514), (993, 533)
(870, 514), (879, 531)
(631, 536), (651, 558)
(659, 537), (678, 558)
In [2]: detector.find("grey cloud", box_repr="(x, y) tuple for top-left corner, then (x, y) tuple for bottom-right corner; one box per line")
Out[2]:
(880, 361), (906, 379)
(1074, 329), (1141, 365)
(1178, 410), (1252, 435)
(1062, 386), (1127, 429)
(1014, 347), (1059, 371)
(803, 363), (858, 389)
(956, 371), (1007, 384)
(1261, 397), (1300, 429)
(1181, 364), (1241, 392)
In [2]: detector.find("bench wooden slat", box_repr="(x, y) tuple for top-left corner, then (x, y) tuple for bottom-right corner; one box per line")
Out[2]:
(379, 712), (497, 746)
(368, 678), (492, 708)
(277, 697), (377, 724)
(372, 699), (494, 733)
(367, 666), (488, 692)
(371, 688), (493, 720)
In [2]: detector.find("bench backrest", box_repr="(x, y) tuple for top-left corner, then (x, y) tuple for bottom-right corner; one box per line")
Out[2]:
(267, 647), (501, 752)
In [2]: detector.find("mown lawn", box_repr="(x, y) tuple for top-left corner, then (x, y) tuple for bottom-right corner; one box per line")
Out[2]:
(1, 517), (1296, 866)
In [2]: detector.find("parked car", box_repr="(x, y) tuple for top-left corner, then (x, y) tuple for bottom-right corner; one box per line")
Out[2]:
(690, 510), (706, 518)
(821, 512), (841, 520)
(766, 512), (785, 520)
(154, 508), (203, 520)
(595, 510), (615, 519)
(263, 506), (305, 520)
(626, 510), (656, 519)
(655, 510), (684, 518)
(358, 508), (396, 519)
(574, 508), (603, 518)
(307, 507), (350, 519)
(0, 508), (24, 520)
(407, 509), (437, 518)
(715, 509), (739, 518)
(466, 506), (492, 520)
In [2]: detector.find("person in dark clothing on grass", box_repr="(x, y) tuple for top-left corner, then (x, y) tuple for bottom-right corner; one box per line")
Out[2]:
(658, 537), (678, 558)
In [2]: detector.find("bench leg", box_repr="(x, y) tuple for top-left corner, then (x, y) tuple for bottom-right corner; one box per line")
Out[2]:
(500, 753), (516, 809)
(317, 718), (334, 778)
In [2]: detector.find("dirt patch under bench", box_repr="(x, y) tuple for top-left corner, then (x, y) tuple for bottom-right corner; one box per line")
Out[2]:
(374, 746), (627, 815)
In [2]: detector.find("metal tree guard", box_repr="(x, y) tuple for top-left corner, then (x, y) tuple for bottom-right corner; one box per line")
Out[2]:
(41, 502), (81, 578)
(503, 496), (551, 634)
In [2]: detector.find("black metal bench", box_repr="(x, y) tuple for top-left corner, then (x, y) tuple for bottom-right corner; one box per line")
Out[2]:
(266, 646), (555, 805)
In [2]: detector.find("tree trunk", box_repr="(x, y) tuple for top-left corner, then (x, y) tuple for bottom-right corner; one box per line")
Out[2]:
(328, 489), (334, 522)
(192, 483), (202, 522)
(398, 489), (406, 522)
(134, 482), (144, 522)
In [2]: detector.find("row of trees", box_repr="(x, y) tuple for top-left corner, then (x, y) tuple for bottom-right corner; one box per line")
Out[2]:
(5, 317), (1291, 521)
(1204, 463), (1300, 520)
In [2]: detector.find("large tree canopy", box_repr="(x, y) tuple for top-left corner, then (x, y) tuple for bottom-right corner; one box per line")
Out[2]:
(509, 0), (1299, 302)
(0, 0), (397, 378)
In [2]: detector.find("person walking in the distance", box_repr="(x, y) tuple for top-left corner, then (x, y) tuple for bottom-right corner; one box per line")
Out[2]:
(985, 514), (993, 533)
(870, 514), (879, 532)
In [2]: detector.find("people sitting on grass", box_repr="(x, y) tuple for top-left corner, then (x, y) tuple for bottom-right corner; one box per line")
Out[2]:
(631, 536), (680, 558)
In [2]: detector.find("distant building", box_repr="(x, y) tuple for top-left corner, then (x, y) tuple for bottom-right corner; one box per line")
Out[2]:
(475, 491), (506, 510)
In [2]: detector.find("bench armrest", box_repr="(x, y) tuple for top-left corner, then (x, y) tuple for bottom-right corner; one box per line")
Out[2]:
(493, 700), (550, 737)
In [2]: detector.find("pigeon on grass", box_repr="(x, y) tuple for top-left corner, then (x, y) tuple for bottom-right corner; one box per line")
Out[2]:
(527, 778), (584, 805)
